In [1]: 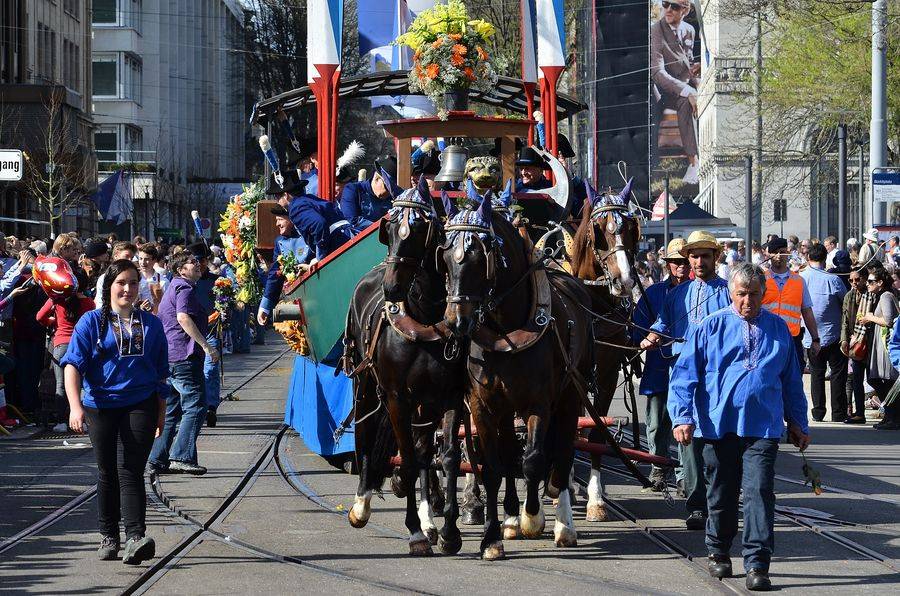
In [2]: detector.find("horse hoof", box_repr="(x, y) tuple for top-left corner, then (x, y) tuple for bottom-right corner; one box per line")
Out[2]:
(586, 502), (608, 523)
(554, 523), (578, 548)
(409, 539), (434, 557)
(520, 508), (546, 539)
(460, 507), (485, 526)
(390, 471), (406, 499)
(481, 541), (505, 561)
(425, 527), (439, 545)
(439, 534), (463, 555)
(502, 517), (520, 540)
(348, 508), (368, 529)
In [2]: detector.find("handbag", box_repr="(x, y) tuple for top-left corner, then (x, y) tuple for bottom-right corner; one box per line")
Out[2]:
(848, 338), (868, 361)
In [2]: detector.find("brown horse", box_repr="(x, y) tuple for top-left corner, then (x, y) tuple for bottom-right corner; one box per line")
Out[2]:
(345, 177), (466, 556)
(440, 190), (593, 559)
(568, 178), (642, 521)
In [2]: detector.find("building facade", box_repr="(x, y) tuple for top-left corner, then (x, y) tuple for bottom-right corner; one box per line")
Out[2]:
(92, 0), (247, 240)
(695, 0), (864, 243)
(0, 0), (96, 238)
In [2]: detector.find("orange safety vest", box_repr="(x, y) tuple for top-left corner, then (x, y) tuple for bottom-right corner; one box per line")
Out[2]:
(762, 272), (804, 336)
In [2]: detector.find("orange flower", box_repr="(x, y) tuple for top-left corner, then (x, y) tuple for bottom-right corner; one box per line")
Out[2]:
(463, 67), (475, 81)
(426, 63), (440, 79)
(414, 50), (422, 61)
(452, 44), (468, 56)
(415, 64), (425, 80)
(450, 53), (465, 67)
(432, 39), (443, 49)
(450, 33), (462, 41)
(476, 46), (488, 61)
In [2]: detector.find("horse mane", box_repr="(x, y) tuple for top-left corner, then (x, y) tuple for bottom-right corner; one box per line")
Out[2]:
(571, 198), (600, 280)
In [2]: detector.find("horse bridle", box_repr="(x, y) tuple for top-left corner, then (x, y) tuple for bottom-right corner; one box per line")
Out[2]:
(440, 221), (496, 306)
(381, 200), (438, 270)
(586, 203), (639, 289)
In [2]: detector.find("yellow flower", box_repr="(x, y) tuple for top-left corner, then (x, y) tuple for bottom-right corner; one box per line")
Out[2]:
(469, 19), (496, 39)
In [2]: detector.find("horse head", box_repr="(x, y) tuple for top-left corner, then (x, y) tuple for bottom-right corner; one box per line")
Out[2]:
(440, 191), (496, 338)
(571, 178), (641, 298)
(379, 175), (440, 302)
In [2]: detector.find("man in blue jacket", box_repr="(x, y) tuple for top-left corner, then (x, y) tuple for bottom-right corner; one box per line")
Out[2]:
(257, 204), (310, 327)
(339, 155), (402, 234)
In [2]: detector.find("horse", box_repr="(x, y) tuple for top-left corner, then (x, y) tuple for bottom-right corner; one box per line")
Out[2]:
(439, 189), (594, 560)
(568, 178), (643, 522)
(344, 176), (466, 556)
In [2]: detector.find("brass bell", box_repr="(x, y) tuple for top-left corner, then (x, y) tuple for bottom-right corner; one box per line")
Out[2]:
(434, 144), (469, 183)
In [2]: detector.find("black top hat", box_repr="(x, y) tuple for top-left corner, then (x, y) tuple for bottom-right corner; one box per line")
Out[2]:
(270, 204), (290, 217)
(265, 170), (308, 196)
(285, 138), (317, 166)
(557, 134), (575, 159)
(186, 241), (211, 259)
(489, 137), (524, 158)
(374, 155), (398, 180)
(335, 165), (356, 184)
(412, 150), (441, 176)
(515, 146), (546, 167)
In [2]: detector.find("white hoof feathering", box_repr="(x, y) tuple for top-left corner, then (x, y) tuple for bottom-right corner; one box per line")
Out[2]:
(348, 491), (372, 528)
(418, 500), (438, 545)
(482, 541), (505, 561)
(554, 490), (578, 547)
(502, 515), (520, 540)
(519, 505), (546, 539)
(408, 531), (434, 556)
(585, 469), (607, 522)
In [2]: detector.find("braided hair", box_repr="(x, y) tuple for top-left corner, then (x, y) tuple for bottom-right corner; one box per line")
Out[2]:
(95, 259), (140, 355)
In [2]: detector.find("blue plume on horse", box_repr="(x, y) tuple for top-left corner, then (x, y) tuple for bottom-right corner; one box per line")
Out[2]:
(441, 190), (459, 219)
(497, 179), (513, 208)
(617, 177), (634, 204)
(584, 180), (601, 206)
(477, 190), (493, 229)
(378, 166), (398, 200)
(465, 179), (482, 205)
(416, 174), (432, 206)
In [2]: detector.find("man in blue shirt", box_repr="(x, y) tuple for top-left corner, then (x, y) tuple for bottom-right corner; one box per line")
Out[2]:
(632, 237), (690, 489)
(800, 243), (848, 422)
(669, 262), (810, 591)
(338, 156), (401, 234)
(514, 147), (552, 192)
(257, 204), (310, 327)
(641, 230), (731, 531)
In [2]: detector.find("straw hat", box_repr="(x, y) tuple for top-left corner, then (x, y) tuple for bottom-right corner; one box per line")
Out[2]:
(662, 237), (687, 260)
(679, 230), (720, 257)
(863, 228), (879, 242)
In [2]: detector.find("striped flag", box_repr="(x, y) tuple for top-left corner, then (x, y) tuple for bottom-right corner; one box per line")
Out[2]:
(307, 0), (344, 83)
(536, 0), (565, 69)
(520, 0), (538, 83)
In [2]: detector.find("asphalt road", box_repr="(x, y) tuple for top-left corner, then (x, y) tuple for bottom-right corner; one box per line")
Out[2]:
(1, 340), (898, 595)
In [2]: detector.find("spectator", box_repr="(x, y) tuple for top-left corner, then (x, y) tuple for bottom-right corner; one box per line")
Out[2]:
(841, 268), (868, 423)
(828, 250), (852, 290)
(857, 265), (898, 407)
(0, 236), (16, 274)
(669, 263), (810, 591)
(36, 264), (95, 427)
(751, 241), (764, 267)
(6, 251), (46, 414)
(858, 229), (883, 267)
(823, 236), (838, 269)
(30, 240), (48, 255)
(148, 251), (218, 475)
(800, 244), (848, 422)
(137, 244), (167, 314)
(186, 242), (223, 427)
(846, 237), (860, 263)
(645, 250), (663, 284)
(61, 259), (168, 564)
(95, 242), (137, 309)
(881, 315), (900, 430)
(51, 234), (81, 266)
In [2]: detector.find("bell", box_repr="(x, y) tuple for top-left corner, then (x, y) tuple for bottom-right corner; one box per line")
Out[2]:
(434, 144), (469, 183)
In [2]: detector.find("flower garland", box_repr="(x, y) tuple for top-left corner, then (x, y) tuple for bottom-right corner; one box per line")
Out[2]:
(219, 178), (265, 305)
(394, 0), (498, 119)
(212, 277), (236, 323)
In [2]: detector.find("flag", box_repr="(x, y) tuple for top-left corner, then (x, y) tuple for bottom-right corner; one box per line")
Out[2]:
(520, 0), (538, 83)
(88, 170), (132, 225)
(651, 190), (676, 221)
(307, 0), (344, 83)
(536, 0), (565, 69)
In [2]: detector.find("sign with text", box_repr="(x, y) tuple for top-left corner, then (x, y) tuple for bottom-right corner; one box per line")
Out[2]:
(873, 170), (900, 203)
(0, 150), (23, 181)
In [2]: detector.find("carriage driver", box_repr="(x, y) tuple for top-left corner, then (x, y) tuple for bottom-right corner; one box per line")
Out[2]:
(339, 155), (403, 234)
(256, 199), (310, 327)
(640, 230), (731, 532)
(669, 263), (810, 591)
(632, 237), (691, 490)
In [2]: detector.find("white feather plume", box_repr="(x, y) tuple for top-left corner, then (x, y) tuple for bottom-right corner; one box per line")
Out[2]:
(533, 110), (544, 123)
(258, 135), (271, 151)
(336, 140), (365, 172)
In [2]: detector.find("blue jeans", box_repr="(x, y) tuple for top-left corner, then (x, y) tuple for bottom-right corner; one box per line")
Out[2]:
(703, 434), (779, 573)
(149, 355), (206, 466)
(204, 334), (221, 410)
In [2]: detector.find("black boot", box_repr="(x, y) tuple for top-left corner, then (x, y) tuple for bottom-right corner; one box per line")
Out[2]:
(746, 568), (772, 591)
(708, 554), (732, 579)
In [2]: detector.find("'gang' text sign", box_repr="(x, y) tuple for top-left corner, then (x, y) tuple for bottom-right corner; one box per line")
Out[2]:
(0, 150), (23, 181)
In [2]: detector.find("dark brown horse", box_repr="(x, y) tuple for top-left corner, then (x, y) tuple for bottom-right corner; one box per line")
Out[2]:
(568, 178), (642, 521)
(440, 191), (593, 560)
(345, 177), (466, 556)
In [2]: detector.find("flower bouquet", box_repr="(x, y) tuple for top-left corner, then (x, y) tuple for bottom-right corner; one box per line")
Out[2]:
(276, 249), (308, 284)
(394, 0), (498, 119)
(213, 277), (237, 323)
(219, 178), (265, 305)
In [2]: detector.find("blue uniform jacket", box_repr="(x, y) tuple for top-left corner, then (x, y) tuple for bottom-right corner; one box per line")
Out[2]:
(260, 231), (310, 314)
(302, 168), (318, 197)
(515, 176), (552, 192)
(339, 180), (393, 233)
(633, 279), (679, 396)
(287, 194), (352, 261)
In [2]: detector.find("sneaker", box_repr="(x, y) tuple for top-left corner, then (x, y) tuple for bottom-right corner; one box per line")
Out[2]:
(122, 536), (155, 565)
(708, 554), (732, 579)
(146, 461), (169, 475)
(169, 461), (207, 475)
(746, 568), (772, 591)
(97, 535), (120, 560)
(685, 511), (707, 531)
(206, 408), (217, 428)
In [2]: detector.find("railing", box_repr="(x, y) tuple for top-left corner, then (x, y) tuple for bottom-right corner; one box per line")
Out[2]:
(703, 57), (754, 94)
(97, 149), (156, 173)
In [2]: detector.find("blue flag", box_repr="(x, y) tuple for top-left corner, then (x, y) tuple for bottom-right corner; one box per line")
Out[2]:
(89, 170), (132, 225)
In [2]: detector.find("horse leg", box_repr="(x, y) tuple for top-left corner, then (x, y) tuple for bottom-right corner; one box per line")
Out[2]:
(549, 397), (579, 547)
(460, 428), (485, 526)
(349, 384), (379, 529)
(438, 406), (463, 554)
(499, 416), (520, 540)
(519, 410), (548, 539)
(428, 468), (445, 516)
(386, 396), (432, 556)
(472, 401), (504, 560)
(586, 361), (618, 522)
(414, 424), (439, 546)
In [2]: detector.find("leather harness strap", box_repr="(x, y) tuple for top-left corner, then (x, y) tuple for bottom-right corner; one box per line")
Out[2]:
(472, 266), (553, 353)
(384, 301), (451, 342)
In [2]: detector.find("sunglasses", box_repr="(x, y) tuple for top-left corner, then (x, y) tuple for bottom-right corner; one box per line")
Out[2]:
(867, 279), (879, 284)
(662, 1), (686, 10)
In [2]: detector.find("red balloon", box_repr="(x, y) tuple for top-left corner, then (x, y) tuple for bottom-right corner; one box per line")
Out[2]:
(32, 255), (78, 300)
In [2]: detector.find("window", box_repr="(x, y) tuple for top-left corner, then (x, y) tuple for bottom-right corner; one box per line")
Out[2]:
(95, 128), (117, 164)
(125, 125), (142, 156)
(124, 54), (142, 103)
(92, 58), (116, 96)
(93, 0), (116, 23)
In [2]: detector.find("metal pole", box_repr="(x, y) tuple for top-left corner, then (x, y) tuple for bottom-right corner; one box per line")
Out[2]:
(838, 124), (847, 247)
(754, 10), (763, 242)
(859, 144), (865, 238)
(144, 191), (150, 239)
(745, 155), (753, 261)
(663, 174), (670, 247)
(870, 0), (887, 228)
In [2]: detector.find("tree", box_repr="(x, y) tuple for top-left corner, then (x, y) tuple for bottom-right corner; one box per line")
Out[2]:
(21, 89), (96, 238)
